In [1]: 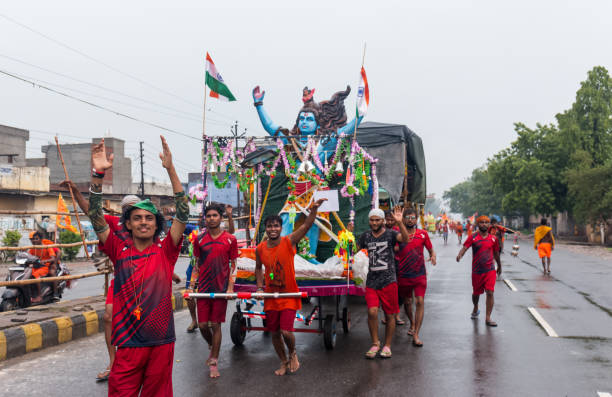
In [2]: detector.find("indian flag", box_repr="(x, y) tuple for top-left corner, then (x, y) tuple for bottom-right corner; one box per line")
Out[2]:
(356, 66), (369, 117)
(205, 53), (236, 101)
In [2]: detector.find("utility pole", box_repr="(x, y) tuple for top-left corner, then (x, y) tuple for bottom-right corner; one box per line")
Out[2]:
(139, 141), (145, 197)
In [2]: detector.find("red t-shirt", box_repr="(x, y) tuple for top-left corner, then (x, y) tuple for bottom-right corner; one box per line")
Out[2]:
(463, 233), (499, 274)
(100, 231), (182, 348)
(193, 231), (238, 293)
(396, 229), (432, 279)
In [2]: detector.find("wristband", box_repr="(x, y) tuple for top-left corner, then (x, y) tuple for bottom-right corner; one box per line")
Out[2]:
(92, 168), (105, 178)
(253, 101), (263, 107)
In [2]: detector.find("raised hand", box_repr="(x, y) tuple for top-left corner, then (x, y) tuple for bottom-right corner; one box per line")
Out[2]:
(159, 135), (173, 169)
(59, 180), (76, 191)
(91, 139), (114, 172)
(252, 86), (265, 102)
(310, 198), (327, 212)
(392, 205), (404, 224)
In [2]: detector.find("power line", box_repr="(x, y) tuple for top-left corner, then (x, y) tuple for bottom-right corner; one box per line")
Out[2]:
(0, 13), (202, 109)
(4, 69), (204, 123)
(0, 69), (202, 142)
(0, 53), (206, 119)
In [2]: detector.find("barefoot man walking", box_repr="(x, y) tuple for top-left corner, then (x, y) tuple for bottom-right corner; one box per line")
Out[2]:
(456, 215), (502, 327)
(255, 198), (326, 375)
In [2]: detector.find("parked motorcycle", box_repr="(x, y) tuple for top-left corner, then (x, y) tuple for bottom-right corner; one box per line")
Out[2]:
(1, 252), (71, 312)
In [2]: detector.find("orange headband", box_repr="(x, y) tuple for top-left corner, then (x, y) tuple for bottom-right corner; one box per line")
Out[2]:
(476, 215), (490, 223)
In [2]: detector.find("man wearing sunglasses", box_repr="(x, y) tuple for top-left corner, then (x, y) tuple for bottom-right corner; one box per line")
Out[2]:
(395, 208), (436, 347)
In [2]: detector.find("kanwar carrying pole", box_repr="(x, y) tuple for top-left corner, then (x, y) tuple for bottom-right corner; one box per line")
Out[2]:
(54, 137), (90, 259)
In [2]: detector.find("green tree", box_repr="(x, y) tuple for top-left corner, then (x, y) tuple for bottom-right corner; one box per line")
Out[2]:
(58, 230), (82, 261)
(443, 167), (501, 217)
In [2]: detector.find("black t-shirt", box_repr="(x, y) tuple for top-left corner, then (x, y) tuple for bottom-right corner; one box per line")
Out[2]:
(358, 229), (399, 289)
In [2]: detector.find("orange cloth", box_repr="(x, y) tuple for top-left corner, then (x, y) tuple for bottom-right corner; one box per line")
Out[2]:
(29, 239), (56, 262)
(29, 239), (56, 278)
(256, 236), (301, 312)
(538, 242), (552, 258)
(32, 266), (49, 279)
(456, 225), (463, 234)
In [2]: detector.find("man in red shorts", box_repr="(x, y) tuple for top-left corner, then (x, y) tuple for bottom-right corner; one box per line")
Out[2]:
(193, 204), (238, 378)
(456, 215), (502, 327)
(87, 136), (186, 396)
(255, 198), (326, 376)
(456, 222), (464, 245)
(396, 208), (436, 347)
(357, 206), (410, 359)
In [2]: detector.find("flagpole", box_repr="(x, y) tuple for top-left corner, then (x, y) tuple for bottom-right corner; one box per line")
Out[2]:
(352, 42), (367, 139)
(202, 63), (209, 220)
(54, 136), (90, 259)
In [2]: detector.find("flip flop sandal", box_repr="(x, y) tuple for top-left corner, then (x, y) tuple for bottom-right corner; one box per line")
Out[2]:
(186, 323), (197, 333)
(380, 346), (392, 358)
(396, 318), (406, 325)
(407, 329), (415, 336)
(96, 369), (110, 382)
(470, 310), (480, 319)
(412, 340), (424, 347)
(486, 321), (498, 327)
(365, 343), (380, 359)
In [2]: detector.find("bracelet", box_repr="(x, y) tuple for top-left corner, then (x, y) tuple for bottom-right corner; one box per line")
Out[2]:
(253, 101), (263, 107)
(91, 168), (105, 178)
(256, 287), (264, 291)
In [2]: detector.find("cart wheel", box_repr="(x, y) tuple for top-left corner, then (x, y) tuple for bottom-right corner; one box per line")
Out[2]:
(230, 312), (247, 346)
(323, 314), (336, 350)
(341, 307), (351, 334)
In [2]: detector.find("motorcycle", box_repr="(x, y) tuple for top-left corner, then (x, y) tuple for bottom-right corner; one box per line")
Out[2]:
(1, 252), (71, 312)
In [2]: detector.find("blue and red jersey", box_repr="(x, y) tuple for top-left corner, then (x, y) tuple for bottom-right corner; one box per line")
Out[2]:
(463, 233), (499, 274)
(396, 229), (432, 279)
(100, 231), (182, 348)
(193, 231), (238, 293)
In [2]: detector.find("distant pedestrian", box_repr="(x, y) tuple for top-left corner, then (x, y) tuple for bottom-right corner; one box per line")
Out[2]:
(396, 208), (436, 347)
(456, 222), (464, 245)
(456, 215), (502, 327)
(534, 218), (555, 274)
(442, 220), (449, 245)
(357, 206), (411, 359)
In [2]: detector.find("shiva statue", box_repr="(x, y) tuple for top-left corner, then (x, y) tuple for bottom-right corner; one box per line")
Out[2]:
(252, 85), (363, 261)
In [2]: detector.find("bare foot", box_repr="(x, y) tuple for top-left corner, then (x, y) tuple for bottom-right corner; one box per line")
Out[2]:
(274, 361), (288, 376)
(208, 359), (220, 378)
(289, 351), (300, 373)
(412, 335), (423, 347)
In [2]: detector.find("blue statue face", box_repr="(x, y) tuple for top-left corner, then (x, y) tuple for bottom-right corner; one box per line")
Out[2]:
(298, 111), (317, 134)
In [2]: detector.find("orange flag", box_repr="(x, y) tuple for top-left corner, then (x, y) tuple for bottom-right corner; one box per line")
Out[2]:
(56, 193), (77, 233)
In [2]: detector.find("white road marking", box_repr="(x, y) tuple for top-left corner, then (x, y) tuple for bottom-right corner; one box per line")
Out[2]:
(597, 392), (612, 397)
(527, 307), (559, 337)
(503, 279), (518, 291)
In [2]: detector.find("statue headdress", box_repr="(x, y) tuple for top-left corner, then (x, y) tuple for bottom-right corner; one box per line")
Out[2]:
(290, 86), (351, 136)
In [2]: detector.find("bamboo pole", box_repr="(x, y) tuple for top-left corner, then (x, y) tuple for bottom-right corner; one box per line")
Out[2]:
(253, 175), (273, 243)
(0, 240), (99, 251)
(0, 210), (87, 216)
(0, 270), (109, 287)
(54, 137), (90, 258)
(331, 211), (347, 231)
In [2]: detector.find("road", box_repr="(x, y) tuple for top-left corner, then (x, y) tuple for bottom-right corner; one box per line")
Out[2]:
(1, 237), (611, 396)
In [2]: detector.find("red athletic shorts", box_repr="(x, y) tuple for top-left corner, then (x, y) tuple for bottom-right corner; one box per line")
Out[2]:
(197, 298), (228, 323)
(106, 279), (114, 305)
(266, 309), (296, 332)
(472, 270), (496, 295)
(109, 342), (174, 397)
(365, 282), (399, 315)
(398, 275), (427, 298)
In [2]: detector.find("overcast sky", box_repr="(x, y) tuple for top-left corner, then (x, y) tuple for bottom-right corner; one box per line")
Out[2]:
(1, 0), (611, 197)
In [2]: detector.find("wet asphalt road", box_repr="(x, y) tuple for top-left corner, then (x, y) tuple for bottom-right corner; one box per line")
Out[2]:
(1, 237), (611, 396)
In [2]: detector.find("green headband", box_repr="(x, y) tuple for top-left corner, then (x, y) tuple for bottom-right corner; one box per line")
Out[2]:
(131, 199), (158, 215)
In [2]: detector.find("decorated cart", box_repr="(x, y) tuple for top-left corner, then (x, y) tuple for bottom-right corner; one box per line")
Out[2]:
(188, 83), (426, 350)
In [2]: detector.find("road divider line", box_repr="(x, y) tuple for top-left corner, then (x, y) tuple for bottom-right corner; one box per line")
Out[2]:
(527, 307), (558, 337)
(503, 279), (518, 292)
(597, 392), (612, 397)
